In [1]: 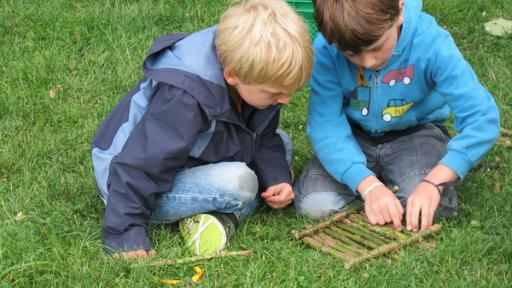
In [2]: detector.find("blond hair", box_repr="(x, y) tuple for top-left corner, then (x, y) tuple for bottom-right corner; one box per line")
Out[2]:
(215, 0), (313, 91)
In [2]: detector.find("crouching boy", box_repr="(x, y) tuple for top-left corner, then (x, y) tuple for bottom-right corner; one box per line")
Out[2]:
(91, 0), (312, 258)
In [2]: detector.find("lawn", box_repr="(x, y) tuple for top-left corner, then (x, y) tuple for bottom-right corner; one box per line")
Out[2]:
(1, 0), (511, 287)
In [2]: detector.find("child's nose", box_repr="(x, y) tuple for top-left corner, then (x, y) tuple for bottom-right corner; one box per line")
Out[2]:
(361, 57), (377, 69)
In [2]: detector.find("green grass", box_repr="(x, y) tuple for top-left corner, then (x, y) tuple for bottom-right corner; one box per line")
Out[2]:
(1, 0), (511, 287)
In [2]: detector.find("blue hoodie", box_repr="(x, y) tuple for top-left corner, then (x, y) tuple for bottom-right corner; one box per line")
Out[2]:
(307, 0), (500, 192)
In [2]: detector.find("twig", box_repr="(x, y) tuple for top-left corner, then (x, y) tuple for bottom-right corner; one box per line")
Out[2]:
(344, 224), (442, 269)
(326, 226), (373, 251)
(293, 208), (358, 240)
(497, 137), (511, 147)
(500, 127), (512, 137)
(132, 250), (252, 267)
(319, 230), (366, 255)
(303, 236), (348, 259)
(349, 214), (408, 240)
(335, 221), (388, 248)
(343, 220), (390, 245)
(315, 233), (362, 259)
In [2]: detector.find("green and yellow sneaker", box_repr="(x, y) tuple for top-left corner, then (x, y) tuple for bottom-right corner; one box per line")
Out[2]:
(179, 214), (228, 256)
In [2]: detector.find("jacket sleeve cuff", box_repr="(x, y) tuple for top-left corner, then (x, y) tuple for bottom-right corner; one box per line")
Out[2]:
(341, 164), (375, 193)
(439, 151), (473, 180)
(102, 226), (152, 255)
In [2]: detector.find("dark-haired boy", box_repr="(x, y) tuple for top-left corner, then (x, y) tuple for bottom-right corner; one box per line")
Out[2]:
(295, 0), (499, 232)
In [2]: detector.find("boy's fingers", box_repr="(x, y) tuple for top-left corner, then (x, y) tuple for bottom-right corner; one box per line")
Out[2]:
(391, 202), (403, 230)
(406, 199), (413, 230)
(121, 249), (155, 260)
(267, 199), (292, 209)
(381, 206), (392, 223)
(398, 202), (404, 218)
(266, 193), (292, 206)
(367, 213), (376, 225)
(420, 204), (430, 231)
(274, 200), (293, 209)
(421, 205), (435, 231)
(122, 251), (135, 259)
(374, 210), (386, 225)
(410, 203), (421, 231)
(364, 207), (376, 225)
(262, 186), (290, 199)
(264, 196), (281, 206)
(271, 190), (293, 201)
(261, 188), (276, 199)
(122, 250), (141, 260)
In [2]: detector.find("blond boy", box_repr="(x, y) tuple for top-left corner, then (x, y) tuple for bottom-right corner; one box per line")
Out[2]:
(91, 0), (312, 258)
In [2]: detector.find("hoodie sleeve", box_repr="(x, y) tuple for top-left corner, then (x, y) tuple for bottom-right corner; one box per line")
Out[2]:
(102, 84), (209, 255)
(307, 37), (374, 192)
(430, 35), (500, 179)
(252, 108), (292, 190)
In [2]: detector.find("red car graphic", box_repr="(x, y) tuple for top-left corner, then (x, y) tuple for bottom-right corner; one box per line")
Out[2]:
(382, 65), (414, 87)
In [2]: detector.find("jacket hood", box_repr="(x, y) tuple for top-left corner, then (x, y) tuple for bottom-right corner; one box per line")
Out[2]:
(392, 0), (422, 56)
(141, 27), (232, 119)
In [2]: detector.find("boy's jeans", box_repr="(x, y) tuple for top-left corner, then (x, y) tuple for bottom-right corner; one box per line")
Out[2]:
(294, 123), (458, 220)
(149, 129), (293, 224)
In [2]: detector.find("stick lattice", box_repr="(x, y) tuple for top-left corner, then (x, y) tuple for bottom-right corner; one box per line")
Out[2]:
(292, 210), (441, 269)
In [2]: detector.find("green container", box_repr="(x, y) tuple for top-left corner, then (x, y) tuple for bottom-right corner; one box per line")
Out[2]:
(287, 0), (318, 40)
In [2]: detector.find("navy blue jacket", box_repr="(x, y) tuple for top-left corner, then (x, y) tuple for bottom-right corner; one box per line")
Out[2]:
(91, 27), (291, 254)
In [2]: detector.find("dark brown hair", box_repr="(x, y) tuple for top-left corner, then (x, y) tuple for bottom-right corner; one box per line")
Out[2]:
(313, 0), (401, 54)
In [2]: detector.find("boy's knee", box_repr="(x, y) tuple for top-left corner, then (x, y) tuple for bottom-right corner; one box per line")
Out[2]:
(216, 162), (258, 201)
(295, 192), (349, 220)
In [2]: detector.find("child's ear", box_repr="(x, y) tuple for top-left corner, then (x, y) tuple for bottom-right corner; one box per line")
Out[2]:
(223, 69), (239, 85)
(397, 0), (404, 25)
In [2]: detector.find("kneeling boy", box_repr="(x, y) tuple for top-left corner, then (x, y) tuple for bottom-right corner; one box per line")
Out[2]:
(91, 0), (313, 258)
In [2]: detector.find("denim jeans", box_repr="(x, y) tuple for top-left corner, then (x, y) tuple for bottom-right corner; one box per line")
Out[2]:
(295, 123), (458, 220)
(149, 129), (292, 224)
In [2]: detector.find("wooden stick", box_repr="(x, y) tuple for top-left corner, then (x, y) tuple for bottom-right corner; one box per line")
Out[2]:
(336, 221), (388, 248)
(497, 137), (511, 147)
(330, 224), (378, 249)
(132, 250), (252, 267)
(293, 208), (358, 240)
(501, 127), (512, 137)
(349, 214), (409, 240)
(324, 226), (371, 251)
(344, 224), (442, 269)
(322, 228), (360, 249)
(317, 231), (365, 256)
(348, 214), (399, 240)
(315, 233), (361, 260)
(343, 220), (390, 245)
(303, 236), (347, 259)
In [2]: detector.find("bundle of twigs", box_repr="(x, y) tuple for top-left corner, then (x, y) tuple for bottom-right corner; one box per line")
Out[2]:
(498, 127), (512, 147)
(293, 211), (441, 269)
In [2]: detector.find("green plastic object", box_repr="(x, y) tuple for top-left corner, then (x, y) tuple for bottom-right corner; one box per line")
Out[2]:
(287, 0), (318, 40)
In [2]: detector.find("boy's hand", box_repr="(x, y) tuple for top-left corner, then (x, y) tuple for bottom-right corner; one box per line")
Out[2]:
(364, 185), (404, 230)
(114, 249), (156, 260)
(261, 183), (294, 209)
(406, 181), (441, 232)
